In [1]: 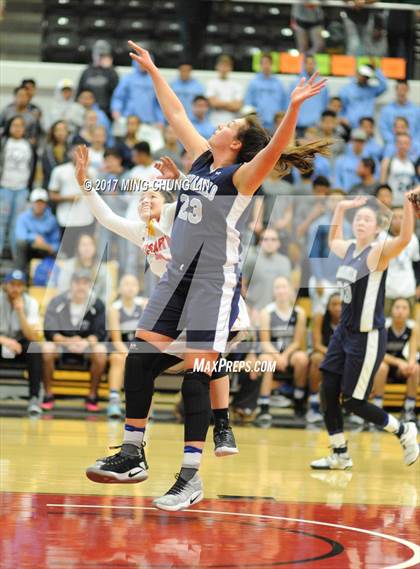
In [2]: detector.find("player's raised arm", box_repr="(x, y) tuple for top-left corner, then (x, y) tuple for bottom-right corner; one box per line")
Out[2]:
(128, 41), (209, 160)
(328, 196), (368, 258)
(233, 73), (327, 196)
(369, 188), (417, 271)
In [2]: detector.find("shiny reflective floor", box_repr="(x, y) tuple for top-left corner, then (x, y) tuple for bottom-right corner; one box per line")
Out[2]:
(1, 418), (419, 568)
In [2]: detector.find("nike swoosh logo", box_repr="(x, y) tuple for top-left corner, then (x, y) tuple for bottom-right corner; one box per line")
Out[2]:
(190, 494), (200, 504)
(128, 469), (144, 478)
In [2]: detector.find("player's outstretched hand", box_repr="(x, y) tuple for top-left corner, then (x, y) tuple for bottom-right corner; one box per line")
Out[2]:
(340, 196), (368, 210)
(407, 186), (420, 219)
(128, 40), (156, 73)
(155, 156), (181, 180)
(75, 145), (89, 189)
(290, 72), (328, 107)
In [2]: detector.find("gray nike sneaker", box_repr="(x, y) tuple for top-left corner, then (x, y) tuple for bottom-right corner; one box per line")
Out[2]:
(27, 396), (42, 416)
(153, 472), (204, 512)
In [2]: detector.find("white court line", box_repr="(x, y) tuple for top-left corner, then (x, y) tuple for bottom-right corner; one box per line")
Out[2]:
(46, 503), (420, 569)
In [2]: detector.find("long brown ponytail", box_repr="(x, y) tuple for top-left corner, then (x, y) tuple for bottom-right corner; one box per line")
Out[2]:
(236, 115), (333, 176)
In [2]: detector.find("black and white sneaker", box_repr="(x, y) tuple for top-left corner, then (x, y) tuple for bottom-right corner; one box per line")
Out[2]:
(86, 444), (148, 484)
(255, 411), (272, 428)
(213, 420), (239, 457)
(153, 472), (203, 511)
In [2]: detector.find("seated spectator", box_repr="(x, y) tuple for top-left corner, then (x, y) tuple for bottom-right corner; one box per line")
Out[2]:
(334, 128), (369, 192)
(107, 274), (147, 418)
(379, 80), (420, 145)
(383, 117), (420, 162)
(42, 269), (107, 412)
(317, 110), (345, 159)
(45, 79), (84, 133)
(289, 55), (328, 136)
(77, 89), (111, 136)
(308, 292), (342, 423)
(327, 96), (351, 142)
(0, 86), (41, 145)
(48, 145), (95, 257)
(291, 3), (324, 54)
(207, 54), (242, 127)
(153, 125), (183, 169)
(0, 116), (34, 259)
(380, 134), (416, 206)
(256, 276), (309, 426)
(115, 114), (141, 169)
(170, 62), (204, 118)
(339, 64), (387, 129)
(375, 184), (393, 210)
(244, 53), (286, 132)
(349, 158), (379, 196)
(76, 40), (119, 117)
(57, 233), (113, 305)
(87, 125), (107, 177)
(359, 117), (383, 162)
(72, 109), (99, 146)
(242, 228), (292, 321)
(190, 95), (214, 140)
(15, 188), (60, 274)
(128, 142), (159, 180)
(41, 120), (70, 189)
(0, 270), (42, 415)
(372, 298), (419, 423)
(378, 204), (419, 315)
(111, 59), (162, 125)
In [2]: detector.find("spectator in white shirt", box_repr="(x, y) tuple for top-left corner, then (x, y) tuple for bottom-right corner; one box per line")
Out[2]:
(48, 145), (95, 257)
(88, 125), (107, 178)
(206, 54), (243, 127)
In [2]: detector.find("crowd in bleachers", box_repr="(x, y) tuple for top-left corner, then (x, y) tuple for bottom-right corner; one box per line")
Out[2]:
(0, 47), (419, 422)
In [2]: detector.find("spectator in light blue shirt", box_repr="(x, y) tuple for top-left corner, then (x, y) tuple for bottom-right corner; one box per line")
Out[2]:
(170, 63), (205, 118)
(111, 60), (163, 125)
(190, 95), (215, 140)
(334, 128), (370, 192)
(289, 55), (329, 135)
(379, 80), (420, 144)
(340, 64), (387, 128)
(382, 116), (420, 162)
(77, 89), (112, 138)
(359, 117), (383, 162)
(244, 53), (287, 131)
(15, 188), (61, 273)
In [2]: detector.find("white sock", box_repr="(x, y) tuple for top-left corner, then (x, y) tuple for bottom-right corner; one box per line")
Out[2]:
(123, 424), (145, 447)
(383, 414), (400, 434)
(109, 389), (120, 402)
(373, 396), (383, 409)
(404, 397), (416, 412)
(329, 432), (347, 450)
(182, 446), (203, 470)
(294, 388), (305, 400)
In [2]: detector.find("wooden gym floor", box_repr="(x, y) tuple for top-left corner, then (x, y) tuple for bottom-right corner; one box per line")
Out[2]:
(1, 417), (419, 568)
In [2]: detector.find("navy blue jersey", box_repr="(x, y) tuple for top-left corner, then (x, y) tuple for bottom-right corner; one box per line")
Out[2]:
(336, 243), (387, 332)
(266, 304), (298, 352)
(112, 297), (144, 343)
(385, 318), (413, 360)
(169, 151), (255, 275)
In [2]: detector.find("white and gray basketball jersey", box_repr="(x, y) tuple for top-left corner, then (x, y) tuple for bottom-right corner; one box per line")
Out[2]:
(112, 297), (145, 342)
(387, 157), (415, 206)
(266, 303), (298, 352)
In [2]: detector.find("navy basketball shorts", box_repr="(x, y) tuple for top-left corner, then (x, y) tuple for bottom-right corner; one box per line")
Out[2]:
(138, 262), (241, 353)
(320, 325), (387, 400)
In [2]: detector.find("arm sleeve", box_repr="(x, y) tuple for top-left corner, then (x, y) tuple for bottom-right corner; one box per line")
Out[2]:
(15, 215), (35, 243)
(373, 69), (387, 97)
(83, 191), (146, 247)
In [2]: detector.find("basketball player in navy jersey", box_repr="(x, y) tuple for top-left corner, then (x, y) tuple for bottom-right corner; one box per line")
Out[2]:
(311, 189), (420, 470)
(83, 40), (328, 511)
